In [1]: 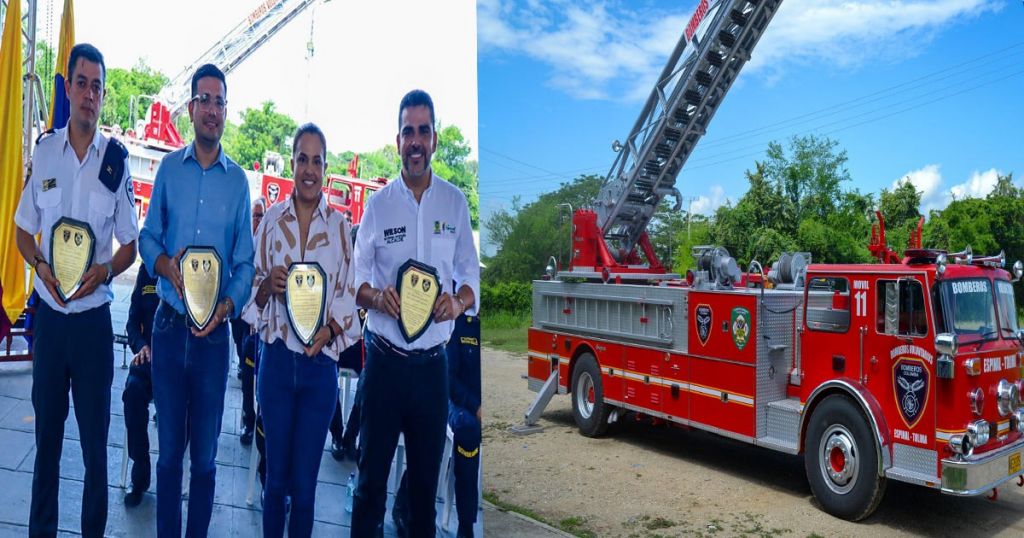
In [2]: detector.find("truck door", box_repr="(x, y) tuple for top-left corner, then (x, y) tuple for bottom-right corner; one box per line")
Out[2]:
(872, 276), (934, 450)
(801, 275), (857, 390)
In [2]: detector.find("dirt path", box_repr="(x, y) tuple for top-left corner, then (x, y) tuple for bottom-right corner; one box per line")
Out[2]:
(482, 348), (1024, 538)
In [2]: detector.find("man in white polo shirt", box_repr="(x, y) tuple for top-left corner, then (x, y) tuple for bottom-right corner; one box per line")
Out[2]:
(351, 89), (480, 537)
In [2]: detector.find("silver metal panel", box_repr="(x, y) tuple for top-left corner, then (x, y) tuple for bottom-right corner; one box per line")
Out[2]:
(891, 443), (938, 478)
(527, 378), (544, 393)
(941, 442), (1024, 495)
(762, 398), (802, 452)
(755, 290), (803, 437)
(533, 280), (688, 351)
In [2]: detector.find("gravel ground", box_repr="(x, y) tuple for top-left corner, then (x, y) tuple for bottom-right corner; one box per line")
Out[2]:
(481, 348), (1024, 538)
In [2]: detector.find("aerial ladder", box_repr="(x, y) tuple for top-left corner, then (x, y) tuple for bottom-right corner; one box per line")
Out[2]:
(568, 0), (783, 280)
(141, 0), (319, 147)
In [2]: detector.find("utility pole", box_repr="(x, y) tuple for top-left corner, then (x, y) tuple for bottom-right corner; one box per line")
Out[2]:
(684, 196), (699, 241)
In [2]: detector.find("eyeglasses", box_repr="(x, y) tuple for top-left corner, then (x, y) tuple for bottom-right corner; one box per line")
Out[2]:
(191, 93), (227, 111)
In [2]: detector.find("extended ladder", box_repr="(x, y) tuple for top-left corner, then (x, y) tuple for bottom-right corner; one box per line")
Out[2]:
(594, 0), (783, 260)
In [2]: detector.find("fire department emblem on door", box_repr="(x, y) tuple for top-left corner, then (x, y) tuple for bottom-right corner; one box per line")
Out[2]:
(893, 357), (930, 429)
(695, 304), (712, 346)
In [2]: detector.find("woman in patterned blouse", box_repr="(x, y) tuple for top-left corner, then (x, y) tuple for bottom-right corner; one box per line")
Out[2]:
(243, 123), (361, 537)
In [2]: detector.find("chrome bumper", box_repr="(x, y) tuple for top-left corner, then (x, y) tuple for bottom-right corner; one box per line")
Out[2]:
(941, 441), (1024, 496)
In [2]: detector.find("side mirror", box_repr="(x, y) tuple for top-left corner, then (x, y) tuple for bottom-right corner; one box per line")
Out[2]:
(936, 332), (957, 380)
(1013, 260), (1023, 282)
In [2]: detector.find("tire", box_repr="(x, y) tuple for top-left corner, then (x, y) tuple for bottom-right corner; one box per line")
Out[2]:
(803, 395), (887, 521)
(571, 353), (611, 437)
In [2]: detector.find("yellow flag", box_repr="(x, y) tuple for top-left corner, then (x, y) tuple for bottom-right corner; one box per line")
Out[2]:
(49, 0), (75, 129)
(0, 0), (27, 324)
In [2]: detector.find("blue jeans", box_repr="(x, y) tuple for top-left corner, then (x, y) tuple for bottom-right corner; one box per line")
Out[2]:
(257, 339), (338, 538)
(151, 302), (230, 538)
(351, 332), (448, 538)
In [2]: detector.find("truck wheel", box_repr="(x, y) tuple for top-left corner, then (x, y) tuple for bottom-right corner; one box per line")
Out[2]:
(571, 352), (611, 437)
(804, 395), (886, 521)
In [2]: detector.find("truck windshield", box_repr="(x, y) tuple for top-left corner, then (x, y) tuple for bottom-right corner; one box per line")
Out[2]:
(995, 280), (1019, 337)
(940, 278), (998, 342)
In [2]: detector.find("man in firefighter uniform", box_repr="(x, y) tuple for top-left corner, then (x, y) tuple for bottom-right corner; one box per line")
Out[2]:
(392, 312), (482, 537)
(122, 264), (160, 507)
(351, 89), (480, 536)
(14, 43), (139, 537)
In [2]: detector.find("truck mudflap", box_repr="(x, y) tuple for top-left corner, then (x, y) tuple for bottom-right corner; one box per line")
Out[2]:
(941, 441), (1024, 496)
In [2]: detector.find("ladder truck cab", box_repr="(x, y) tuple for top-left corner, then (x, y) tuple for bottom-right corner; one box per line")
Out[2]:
(519, 0), (1024, 521)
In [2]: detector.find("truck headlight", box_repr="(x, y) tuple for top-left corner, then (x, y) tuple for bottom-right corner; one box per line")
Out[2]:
(968, 420), (990, 447)
(997, 379), (1020, 417)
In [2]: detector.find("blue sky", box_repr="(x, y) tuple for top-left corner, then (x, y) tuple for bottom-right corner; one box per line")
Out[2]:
(477, 0), (1024, 253)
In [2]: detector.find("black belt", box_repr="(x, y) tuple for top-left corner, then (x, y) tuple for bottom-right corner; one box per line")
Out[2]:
(367, 331), (443, 360)
(158, 301), (189, 323)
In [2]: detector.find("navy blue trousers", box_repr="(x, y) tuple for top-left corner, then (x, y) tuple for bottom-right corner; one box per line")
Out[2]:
(123, 361), (153, 491)
(350, 332), (448, 538)
(30, 302), (113, 538)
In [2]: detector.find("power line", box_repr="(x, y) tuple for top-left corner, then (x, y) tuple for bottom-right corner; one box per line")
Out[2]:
(481, 39), (1024, 200)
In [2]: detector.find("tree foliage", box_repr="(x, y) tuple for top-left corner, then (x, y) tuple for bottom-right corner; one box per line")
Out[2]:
(482, 175), (602, 284)
(712, 135), (871, 265)
(222, 101), (297, 175)
(101, 62), (169, 131)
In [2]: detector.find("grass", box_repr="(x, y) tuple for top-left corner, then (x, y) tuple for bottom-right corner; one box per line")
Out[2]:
(484, 490), (597, 538)
(481, 310), (530, 353)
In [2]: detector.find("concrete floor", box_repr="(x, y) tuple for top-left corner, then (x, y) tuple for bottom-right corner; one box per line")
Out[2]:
(0, 266), (486, 536)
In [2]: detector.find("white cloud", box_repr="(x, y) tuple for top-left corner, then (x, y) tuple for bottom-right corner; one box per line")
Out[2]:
(950, 168), (1002, 199)
(752, 0), (1000, 74)
(479, 0), (1002, 101)
(893, 164), (945, 212)
(691, 185), (727, 215)
(892, 165), (1005, 214)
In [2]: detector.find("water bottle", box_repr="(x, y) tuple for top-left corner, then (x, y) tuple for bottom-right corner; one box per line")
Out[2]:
(345, 472), (356, 513)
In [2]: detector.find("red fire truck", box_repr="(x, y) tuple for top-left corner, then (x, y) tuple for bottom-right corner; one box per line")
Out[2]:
(259, 172), (386, 223)
(102, 0), (322, 220)
(517, 0), (1024, 521)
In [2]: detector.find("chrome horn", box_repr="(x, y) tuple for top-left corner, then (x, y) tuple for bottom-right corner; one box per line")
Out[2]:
(972, 250), (1005, 268)
(948, 245), (973, 265)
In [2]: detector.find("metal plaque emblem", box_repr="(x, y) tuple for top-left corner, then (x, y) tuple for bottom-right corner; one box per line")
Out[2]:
(180, 246), (222, 330)
(286, 262), (327, 346)
(397, 259), (440, 343)
(49, 217), (95, 302)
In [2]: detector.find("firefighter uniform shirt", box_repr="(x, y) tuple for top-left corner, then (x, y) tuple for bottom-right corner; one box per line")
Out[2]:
(14, 127), (139, 313)
(354, 172), (480, 350)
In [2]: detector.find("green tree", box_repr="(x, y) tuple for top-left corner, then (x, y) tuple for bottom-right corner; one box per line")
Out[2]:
(876, 179), (923, 255)
(483, 175), (602, 283)
(223, 101), (296, 174)
(101, 61), (169, 130)
(764, 134), (852, 231)
(432, 125), (479, 228)
(710, 136), (870, 266)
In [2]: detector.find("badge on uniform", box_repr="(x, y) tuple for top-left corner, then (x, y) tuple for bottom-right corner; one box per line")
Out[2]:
(42, 178), (56, 191)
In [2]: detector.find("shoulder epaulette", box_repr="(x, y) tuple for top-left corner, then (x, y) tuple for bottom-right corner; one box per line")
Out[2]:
(35, 128), (56, 146)
(98, 138), (129, 193)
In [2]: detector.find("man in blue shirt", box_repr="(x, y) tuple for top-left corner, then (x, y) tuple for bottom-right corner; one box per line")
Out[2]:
(139, 63), (254, 537)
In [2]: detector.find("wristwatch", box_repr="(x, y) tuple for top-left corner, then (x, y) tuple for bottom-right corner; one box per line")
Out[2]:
(103, 262), (114, 285)
(32, 254), (47, 271)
